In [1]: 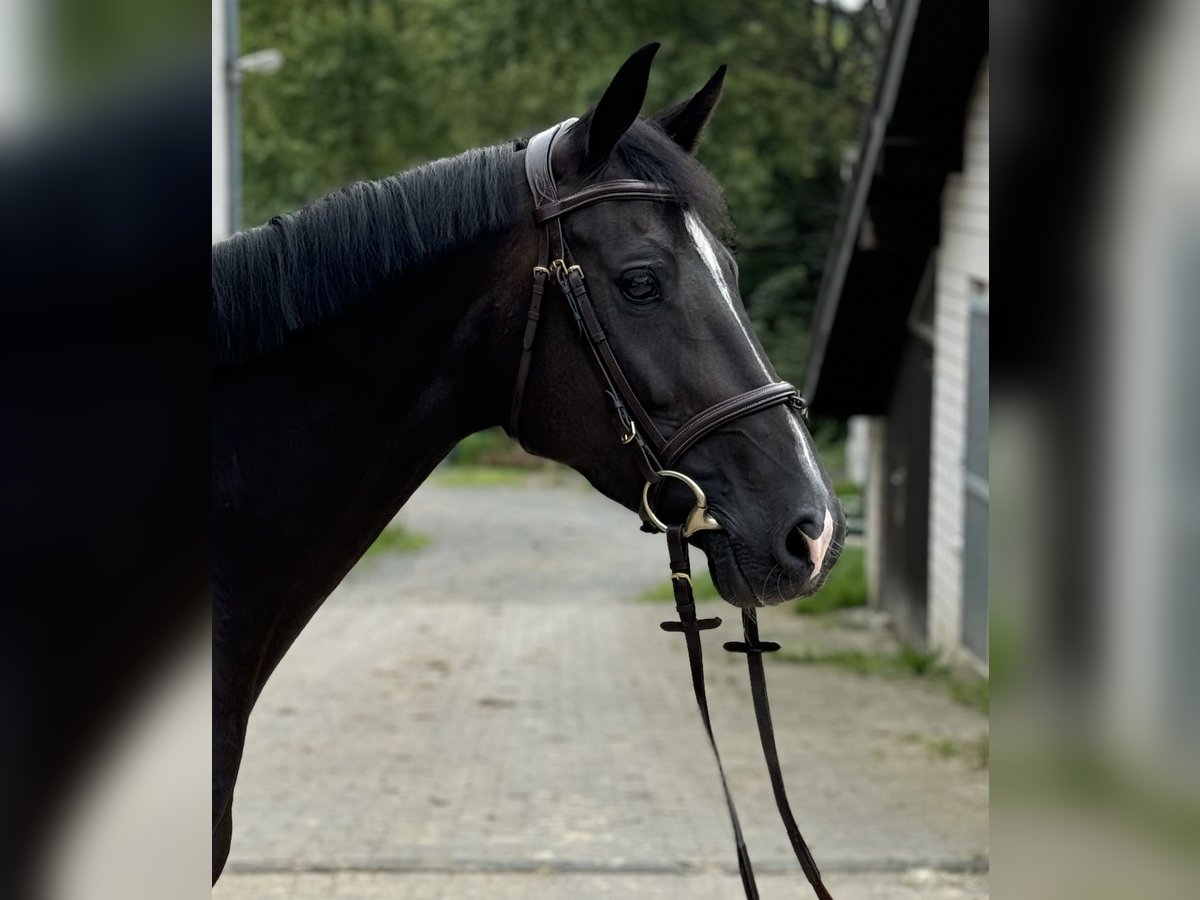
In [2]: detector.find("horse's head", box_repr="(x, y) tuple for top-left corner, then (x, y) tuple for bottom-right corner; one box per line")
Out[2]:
(512, 45), (845, 606)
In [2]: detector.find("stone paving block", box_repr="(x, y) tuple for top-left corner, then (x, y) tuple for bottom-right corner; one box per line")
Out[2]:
(215, 479), (988, 897)
(215, 870), (989, 899)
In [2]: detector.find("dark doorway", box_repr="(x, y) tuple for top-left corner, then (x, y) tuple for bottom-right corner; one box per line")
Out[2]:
(883, 334), (933, 648)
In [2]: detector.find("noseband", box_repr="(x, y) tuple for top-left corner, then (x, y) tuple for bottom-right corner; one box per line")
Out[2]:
(508, 118), (804, 536)
(507, 120), (834, 900)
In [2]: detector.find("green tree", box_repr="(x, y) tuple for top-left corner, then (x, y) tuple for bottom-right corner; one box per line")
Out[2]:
(239, 0), (885, 387)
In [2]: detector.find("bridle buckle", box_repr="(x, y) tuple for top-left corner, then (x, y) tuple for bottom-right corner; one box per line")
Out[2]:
(789, 393), (810, 421)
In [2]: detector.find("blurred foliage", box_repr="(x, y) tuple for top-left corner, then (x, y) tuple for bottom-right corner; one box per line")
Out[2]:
(446, 427), (553, 468)
(794, 544), (866, 614)
(429, 465), (529, 487)
(639, 544), (863, 608)
(359, 523), (430, 560)
(239, 0), (885, 389)
(781, 644), (990, 715)
(49, 0), (208, 100)
(637, 568), (720, 603)
(832, 479), (863, 497)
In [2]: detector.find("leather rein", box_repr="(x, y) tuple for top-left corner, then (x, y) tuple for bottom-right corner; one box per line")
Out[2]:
(508, 119), (834, 900)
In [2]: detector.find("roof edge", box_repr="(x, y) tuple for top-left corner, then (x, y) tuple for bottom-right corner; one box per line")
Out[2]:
(803, 0), (924, 404)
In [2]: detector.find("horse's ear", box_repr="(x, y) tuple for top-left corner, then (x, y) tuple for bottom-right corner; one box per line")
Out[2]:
(649, 65), (726, 154)
(583, 42), (660, 167)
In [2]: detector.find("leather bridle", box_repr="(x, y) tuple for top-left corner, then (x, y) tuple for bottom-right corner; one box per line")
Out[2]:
(508, 119), (834, 900)
(508, 118), (804, 534)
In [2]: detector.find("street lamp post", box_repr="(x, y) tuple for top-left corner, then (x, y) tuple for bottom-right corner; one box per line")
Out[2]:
(220, 0), (283, 237)
(224, 0), (241, 235)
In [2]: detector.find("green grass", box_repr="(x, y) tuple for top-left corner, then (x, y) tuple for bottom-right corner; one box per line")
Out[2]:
(640, 545), (866, 610)
(637, 569), (720, 602)
(778, 648), (902, 676)
(927, 737), (962, 759)
(361, 525), (431, 561)
(794, 545), (867, 614)
(445, 427), (563, 470)
(430, 465), (529, 487)
(993, 747), (1200, 847)
(778, 644), (989, 716)
(911, 735), (989, 768)
(946, 674), (991, 714)
(447, 428), (514, 466)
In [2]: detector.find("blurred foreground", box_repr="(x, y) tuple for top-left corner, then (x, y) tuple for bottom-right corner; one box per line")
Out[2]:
(989, 1), (1200, 896)
(0, 0), (1196, 897)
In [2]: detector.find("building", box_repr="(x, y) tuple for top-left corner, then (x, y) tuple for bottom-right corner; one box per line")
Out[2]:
(804, 0), (988, 669)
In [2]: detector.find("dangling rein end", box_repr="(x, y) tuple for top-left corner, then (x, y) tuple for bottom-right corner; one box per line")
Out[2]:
(656, 529), (836, 900)
(724, 608), (781, 654)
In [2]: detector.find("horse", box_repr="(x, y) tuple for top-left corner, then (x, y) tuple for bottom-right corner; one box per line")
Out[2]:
(212, 43), (845, 885)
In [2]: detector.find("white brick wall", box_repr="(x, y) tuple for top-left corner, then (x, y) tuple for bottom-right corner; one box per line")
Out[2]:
(865, 417), (888, 609)
(927, 61), (989, 659)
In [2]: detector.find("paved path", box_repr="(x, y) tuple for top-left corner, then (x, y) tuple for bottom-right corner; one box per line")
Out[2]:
(215, 474), (988, 898)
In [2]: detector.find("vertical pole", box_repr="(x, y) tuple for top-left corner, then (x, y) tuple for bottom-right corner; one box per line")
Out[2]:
(211, 0), (230, 241)
(225, 0), (242, 235)
(0, 0), (37, 133)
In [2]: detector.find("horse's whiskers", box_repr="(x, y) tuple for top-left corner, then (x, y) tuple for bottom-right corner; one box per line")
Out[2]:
(759, 563), (780, 607)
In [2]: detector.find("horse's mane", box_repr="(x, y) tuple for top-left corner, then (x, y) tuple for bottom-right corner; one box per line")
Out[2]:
(211, 120), (730, 367)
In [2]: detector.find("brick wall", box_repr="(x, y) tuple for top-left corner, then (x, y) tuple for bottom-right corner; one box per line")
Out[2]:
(927, 61), (989, 659)
(865, 417), (888, 609)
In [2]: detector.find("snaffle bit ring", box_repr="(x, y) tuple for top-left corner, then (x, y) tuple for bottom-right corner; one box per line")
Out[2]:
(640, 470), (722, 538)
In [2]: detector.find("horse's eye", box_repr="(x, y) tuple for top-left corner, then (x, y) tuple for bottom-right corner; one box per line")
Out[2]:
(619, 269), (661, 305)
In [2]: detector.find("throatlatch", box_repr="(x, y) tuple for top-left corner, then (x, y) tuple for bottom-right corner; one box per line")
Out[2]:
(661, 527), (834, 900)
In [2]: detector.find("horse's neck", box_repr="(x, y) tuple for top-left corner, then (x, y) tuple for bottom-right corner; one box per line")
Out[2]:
(213, 243), (515, 619)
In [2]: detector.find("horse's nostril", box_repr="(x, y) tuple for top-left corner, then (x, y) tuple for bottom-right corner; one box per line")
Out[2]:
(784, 526), (811, 565)
(795, 515), (825, 540)
(782, 509), (836, 580)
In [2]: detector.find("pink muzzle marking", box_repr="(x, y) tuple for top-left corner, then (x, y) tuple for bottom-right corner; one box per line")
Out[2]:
(803, 509), (835, 581)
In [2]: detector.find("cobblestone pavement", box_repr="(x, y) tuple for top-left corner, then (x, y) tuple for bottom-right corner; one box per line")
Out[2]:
(214, 474), (988, 898)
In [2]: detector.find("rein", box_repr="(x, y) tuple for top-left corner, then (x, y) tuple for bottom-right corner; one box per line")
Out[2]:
(509, 119), (833, 899)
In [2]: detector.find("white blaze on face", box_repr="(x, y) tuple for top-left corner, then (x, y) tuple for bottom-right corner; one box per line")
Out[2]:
(785, 414), (827, 494)
(683, 211), (771, 380)
(684, 210), (831, 525)
(803, 509), (835, 581)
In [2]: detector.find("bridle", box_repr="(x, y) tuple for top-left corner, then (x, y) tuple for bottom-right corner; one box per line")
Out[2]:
(508, 118), (805, 535)
(507, 119), (834, 900)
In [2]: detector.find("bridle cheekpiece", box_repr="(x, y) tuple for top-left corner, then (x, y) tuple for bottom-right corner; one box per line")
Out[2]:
(508, 119), (801, 537)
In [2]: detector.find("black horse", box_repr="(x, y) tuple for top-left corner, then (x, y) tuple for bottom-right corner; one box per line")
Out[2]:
(212, 44), (845, 883)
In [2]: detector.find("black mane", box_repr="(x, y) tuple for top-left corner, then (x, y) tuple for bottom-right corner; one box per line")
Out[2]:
(212, 120), (729, 367)
(212, 142), (522, 366)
